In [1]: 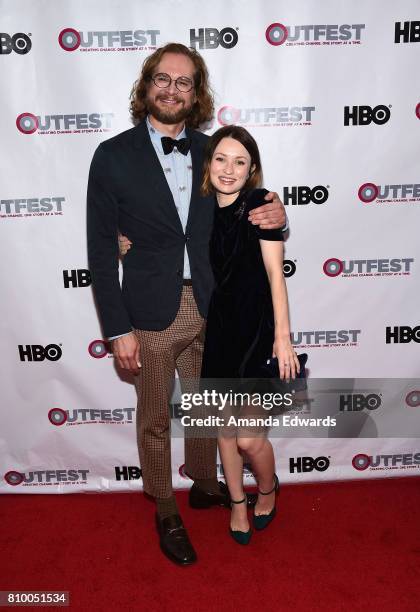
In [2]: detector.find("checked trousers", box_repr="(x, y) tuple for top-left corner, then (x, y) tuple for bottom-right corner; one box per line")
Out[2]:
(134, 286), (217, 498)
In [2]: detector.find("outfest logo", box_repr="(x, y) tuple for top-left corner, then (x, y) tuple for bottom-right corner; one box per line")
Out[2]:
(352, 453), (420, 472)
(358, 182), (420, 204)
(291, 329), (361, 348)
(16, 112), (114, 135)
(323, 257), (414, 277)
(265, 22), (365, 46)
(58, 28), (160, 52)
(217, 105), (315, 127)
(0, 196), (66, 219)
(4, 469), (90, 487)
(48, 406), (135, 427)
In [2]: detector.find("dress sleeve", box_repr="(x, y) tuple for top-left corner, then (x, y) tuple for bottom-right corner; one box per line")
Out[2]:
(247, 189), (284, 241)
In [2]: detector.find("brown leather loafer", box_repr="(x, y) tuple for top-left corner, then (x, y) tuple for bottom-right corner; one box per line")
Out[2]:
(155, 513), (197, 565)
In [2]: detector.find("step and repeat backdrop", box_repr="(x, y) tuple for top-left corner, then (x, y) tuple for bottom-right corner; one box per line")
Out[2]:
(1, 0), (419, 493)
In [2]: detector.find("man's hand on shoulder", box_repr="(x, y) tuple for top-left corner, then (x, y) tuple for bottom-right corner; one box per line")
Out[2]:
(111, 332), (141, 374)
(248, 191), (287, 230)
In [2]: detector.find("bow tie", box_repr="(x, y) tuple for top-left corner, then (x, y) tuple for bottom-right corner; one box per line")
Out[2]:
(161, 136), (190, 156)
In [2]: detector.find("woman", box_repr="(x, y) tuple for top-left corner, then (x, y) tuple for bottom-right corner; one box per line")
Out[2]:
(119, 126), (299, 543)
(200, 125), (299, 544)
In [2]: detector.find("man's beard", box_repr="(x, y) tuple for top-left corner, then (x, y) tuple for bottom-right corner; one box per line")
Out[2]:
(146, 93), (194, 125)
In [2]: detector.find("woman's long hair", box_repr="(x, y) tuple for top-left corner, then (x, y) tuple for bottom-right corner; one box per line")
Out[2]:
(129, 43), (214, 128)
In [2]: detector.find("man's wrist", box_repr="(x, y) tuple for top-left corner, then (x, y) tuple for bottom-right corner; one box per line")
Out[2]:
(108, 331), (133, 341)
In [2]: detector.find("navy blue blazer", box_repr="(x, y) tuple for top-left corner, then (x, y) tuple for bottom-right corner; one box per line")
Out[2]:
(87, 119), (215, 337)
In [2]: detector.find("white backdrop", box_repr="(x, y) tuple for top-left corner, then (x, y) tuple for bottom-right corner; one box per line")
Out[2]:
(1, 0), (419, 493)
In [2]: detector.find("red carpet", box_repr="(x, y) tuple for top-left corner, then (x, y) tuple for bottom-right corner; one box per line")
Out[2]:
(1, 477), (419, 611)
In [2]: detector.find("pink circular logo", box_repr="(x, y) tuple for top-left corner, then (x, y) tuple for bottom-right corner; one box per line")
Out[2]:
(4, 471), (24, 485)
(48, 408), (68, 426)
(265, 23), (288, 46)
(58, 28), (81, 51)
(16, 113), (38, 134)
(358, 183), (379, 203)
(88, 340), (108, 358)
(323, 258), (343, 277)
(352, 454), (370, 471)
(217, 106), (240, 126)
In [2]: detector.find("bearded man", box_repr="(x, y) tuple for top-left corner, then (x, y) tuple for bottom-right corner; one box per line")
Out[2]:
(87, 43), (286, 565)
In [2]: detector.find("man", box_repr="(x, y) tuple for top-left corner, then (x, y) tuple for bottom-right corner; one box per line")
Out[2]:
(87, 43), (286, 565)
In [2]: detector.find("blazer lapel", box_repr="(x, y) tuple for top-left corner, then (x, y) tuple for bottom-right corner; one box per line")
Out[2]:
(132, 119), (184, 235)
(186, 128), (204, 230)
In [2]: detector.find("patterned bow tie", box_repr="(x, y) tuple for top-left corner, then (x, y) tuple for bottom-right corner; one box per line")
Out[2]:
(161, 136), (191, 156)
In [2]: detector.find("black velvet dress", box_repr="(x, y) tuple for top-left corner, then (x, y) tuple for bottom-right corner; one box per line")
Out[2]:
(201, 188), (284, 379)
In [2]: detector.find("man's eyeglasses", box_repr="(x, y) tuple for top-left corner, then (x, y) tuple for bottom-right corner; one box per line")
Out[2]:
(151, 73), (194, 93)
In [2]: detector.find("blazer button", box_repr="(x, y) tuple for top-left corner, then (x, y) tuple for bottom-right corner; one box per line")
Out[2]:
(177, 269), (182, 277)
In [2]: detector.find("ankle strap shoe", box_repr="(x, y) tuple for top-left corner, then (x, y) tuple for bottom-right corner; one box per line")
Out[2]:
(253, 474), (280, 531)
(229, 496), (252, 545)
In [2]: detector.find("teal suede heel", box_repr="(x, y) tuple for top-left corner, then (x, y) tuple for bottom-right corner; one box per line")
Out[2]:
(229, 495), (252, 545)
(229, 526), (252, 545)
(253, 474), (279, 531)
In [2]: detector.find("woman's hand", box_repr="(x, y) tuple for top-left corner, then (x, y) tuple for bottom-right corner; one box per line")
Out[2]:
(272, 339), (300, 381)
(118, 233), (132, 257)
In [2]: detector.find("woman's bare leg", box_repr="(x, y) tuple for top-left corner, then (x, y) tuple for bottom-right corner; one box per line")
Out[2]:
(218, 431), (249, 531)
(237, 434), (276, 515)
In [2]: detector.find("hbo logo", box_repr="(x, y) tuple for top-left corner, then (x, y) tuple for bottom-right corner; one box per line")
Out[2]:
(340, 394), (381, 411)
(190, 27), (238, 49)
(115, 466), (142, 481)
(344, 105), (391, 126)
(283, 260), (296, 278)
(289, 456), (330, 473)
(283, 185), (329, 206)
(0, 33), (32, 54)
(386, 325), (420, 344)
(394, 21), (420, 44)
(63, 269), (91, 288)
(18, 344), (62, 362)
